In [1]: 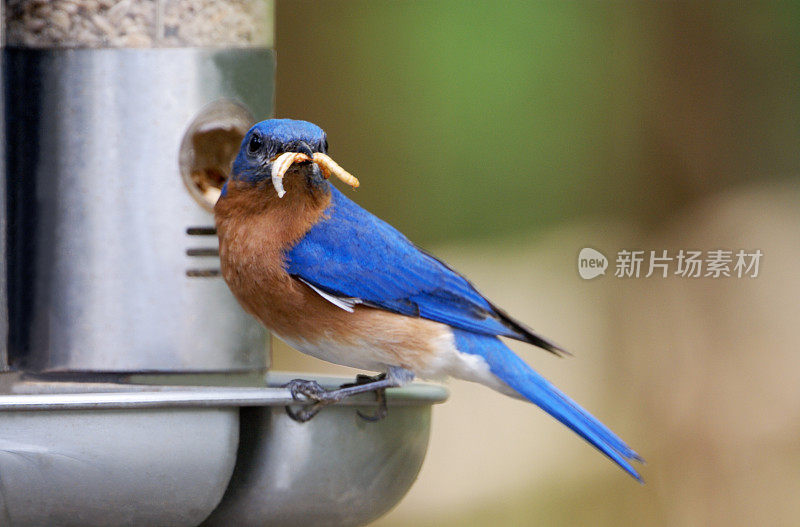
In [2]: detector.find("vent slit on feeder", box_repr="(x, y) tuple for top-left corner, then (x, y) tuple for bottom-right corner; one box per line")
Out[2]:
(186, 228), (220, 277)
(186, 226), (217, 236)
(186, 248), (220, 257)
(186, 269), (222, 278)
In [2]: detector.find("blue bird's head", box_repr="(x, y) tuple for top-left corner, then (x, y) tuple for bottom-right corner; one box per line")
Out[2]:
(234, 119), (328, 178)
(224, 119), (358, 200)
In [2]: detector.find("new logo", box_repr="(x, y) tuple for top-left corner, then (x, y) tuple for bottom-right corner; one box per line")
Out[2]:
(578, 248), (608, 279)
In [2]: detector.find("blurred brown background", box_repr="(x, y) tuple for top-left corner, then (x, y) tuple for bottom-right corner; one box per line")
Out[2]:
(272, 2), (800, 526)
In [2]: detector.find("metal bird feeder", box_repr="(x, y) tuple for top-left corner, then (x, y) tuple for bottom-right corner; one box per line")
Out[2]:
(1, 2), (446, 525)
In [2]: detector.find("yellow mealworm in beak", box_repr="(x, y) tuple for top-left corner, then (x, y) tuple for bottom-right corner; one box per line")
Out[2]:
(270, 152), (311, 198)
(312, 153), (360, 189)
(270, 151), (359, 198)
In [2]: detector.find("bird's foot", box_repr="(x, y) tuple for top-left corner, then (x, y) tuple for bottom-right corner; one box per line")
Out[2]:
(283, 378), (342, 423)
(283, 371), (401, 423)
(339, 373), (387, 388)
(285, 378), (329, 402)
(285, 401), (326, 423)
(283, 368), (411, 423)
(356, 391), (388, 422)
(340, 374), (389, 422)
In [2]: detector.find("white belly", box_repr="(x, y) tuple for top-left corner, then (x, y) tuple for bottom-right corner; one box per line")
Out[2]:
(274, 327), (514, 396)
(275, 332), (389, 373)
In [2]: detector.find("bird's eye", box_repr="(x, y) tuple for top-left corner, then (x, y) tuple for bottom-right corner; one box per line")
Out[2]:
(247, 133), (264, 155)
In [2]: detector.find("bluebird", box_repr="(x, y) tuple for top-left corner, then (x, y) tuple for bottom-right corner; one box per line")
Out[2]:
(215, 118), (642, 479)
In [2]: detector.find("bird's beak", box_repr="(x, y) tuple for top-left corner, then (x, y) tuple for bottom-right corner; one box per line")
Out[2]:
(270, 152), (360, 198)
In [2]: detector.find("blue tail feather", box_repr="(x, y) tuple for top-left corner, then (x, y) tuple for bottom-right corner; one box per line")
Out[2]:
(452, 329), (642, 480)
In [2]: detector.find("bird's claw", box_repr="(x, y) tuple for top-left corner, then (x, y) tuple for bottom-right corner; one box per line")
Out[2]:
(285, 401), (325, 423)
(283, 374), (392, 423)
(285, 378), (328, 402)
(356, 389), (388, 422)
(339, 372), (387, 388)
(283, 379), (336, 423)
(341, 374), (389, 422)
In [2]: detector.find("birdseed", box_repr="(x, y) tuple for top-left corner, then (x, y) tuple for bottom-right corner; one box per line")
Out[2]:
(4, 0), (273, 48)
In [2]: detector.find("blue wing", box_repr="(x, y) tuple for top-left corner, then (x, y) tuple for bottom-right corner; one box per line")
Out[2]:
(285, 185), (562, 353)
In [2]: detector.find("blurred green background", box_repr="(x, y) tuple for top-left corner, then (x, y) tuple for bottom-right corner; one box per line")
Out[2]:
(272, 2), (800, 526)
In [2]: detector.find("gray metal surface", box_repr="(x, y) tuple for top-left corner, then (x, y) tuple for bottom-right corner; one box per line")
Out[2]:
(0, 407), (239, 526)
(204, 406), (433, 527)
(0, 377), (447, 527)
(0, 381), (447, 411)
(204, 379), (442, 527)
(3, 48), (274, 372)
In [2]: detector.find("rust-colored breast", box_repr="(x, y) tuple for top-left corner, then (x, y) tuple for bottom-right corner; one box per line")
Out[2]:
(214, 176), (329, 332)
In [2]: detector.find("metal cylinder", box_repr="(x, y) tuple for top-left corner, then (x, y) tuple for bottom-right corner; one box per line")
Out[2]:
(4, 2), (275, 373)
